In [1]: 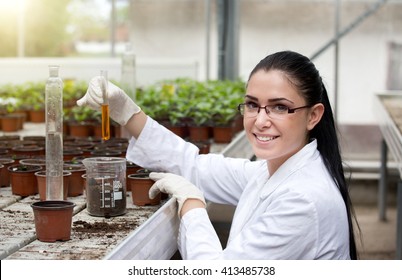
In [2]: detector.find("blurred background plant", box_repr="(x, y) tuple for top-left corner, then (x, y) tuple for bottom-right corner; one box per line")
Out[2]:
(0, 77), (245, 129)
(0, 0), (128, 57)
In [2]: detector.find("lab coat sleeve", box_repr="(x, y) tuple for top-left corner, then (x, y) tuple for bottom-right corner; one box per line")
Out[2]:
(126, 117), (254, 205)
(179, 208), (223, 260)
(178, 189), (319, 260)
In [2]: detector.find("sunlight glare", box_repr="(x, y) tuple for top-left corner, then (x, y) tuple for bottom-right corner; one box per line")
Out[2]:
(0, 0), (24, 14)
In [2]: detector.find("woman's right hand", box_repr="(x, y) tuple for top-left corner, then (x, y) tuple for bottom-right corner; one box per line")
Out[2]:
(76, 76), (141, 126)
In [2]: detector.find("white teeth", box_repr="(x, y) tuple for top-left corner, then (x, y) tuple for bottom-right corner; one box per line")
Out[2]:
(256, 135), (276, 141)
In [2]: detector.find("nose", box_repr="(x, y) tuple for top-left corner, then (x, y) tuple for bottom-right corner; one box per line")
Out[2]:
(254, 108), (273, 127)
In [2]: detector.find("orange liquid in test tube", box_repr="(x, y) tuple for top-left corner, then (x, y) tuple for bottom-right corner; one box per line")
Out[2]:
(100, 70), (110, 141)
(102, 104), (110, 140)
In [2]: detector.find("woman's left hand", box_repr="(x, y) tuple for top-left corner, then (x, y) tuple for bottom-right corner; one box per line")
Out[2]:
(149, 172), (206, 216)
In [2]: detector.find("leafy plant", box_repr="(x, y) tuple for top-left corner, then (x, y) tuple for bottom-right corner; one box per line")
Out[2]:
(0, 84), (27, 113)
(168, 107), (187, 126)
(23, 82), (46, 111)
(1, 97), (19, 114)
(134, 77), (245, 127)
(63, 80), (88, 106)
(187, 101), (213, 126)
(10, 164), (29, 171)
(210, 79), (245, 126)
(70, 106), (97, 123)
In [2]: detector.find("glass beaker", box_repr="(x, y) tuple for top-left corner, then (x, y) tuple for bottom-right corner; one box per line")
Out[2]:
(82, 157), (127, 217)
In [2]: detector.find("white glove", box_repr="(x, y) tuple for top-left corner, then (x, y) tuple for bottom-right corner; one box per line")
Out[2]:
(76, 76), (141, 126)
(149, 172), (206, 215)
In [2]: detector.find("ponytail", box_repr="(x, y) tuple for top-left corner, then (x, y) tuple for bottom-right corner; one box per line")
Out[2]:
(311, 85), (359, 260)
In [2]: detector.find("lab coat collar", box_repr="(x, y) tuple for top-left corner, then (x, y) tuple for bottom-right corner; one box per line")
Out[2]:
(259, 139), (320, 199)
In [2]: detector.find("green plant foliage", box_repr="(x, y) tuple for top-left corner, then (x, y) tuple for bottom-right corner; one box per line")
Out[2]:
(0, 77), (245, 127)
(63, 80), (88, 104)
(136, 77), (245, 127)
(0, 80), (89, 114)
(69, 106), (97, 123)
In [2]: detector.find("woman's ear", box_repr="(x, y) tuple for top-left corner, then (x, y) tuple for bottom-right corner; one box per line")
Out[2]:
(307, 103), (325, 131)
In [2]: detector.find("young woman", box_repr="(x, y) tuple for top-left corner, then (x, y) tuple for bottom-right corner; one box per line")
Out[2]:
(77, 50), (358, 260)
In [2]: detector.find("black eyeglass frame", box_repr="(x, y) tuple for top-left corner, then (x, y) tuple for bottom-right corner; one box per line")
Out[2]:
(237, 103), (312, 116)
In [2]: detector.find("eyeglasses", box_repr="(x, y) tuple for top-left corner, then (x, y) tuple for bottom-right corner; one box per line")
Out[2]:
(237, 102), (312, 119)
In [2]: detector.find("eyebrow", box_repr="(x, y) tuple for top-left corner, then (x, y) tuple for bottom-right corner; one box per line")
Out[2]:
(245, 95), (294, 104)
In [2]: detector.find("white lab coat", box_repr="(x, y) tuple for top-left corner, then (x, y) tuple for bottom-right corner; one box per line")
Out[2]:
(126, 117), (350, 260)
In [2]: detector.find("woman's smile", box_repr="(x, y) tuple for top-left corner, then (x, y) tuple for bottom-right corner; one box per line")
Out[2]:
(254, 133), (279, 142)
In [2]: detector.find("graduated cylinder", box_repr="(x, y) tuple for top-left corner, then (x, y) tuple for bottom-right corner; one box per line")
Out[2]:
(45, 65), (64, 200)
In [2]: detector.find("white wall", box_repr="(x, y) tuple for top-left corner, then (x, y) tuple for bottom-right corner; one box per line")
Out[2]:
(0, 58), (121, 84)
(0, 57), (198, 86)
(129, 0), (215, 80)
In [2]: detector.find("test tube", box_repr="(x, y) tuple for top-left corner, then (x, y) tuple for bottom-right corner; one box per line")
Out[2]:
(100, 70), (110, 141)
(45, 65), (64, 200)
